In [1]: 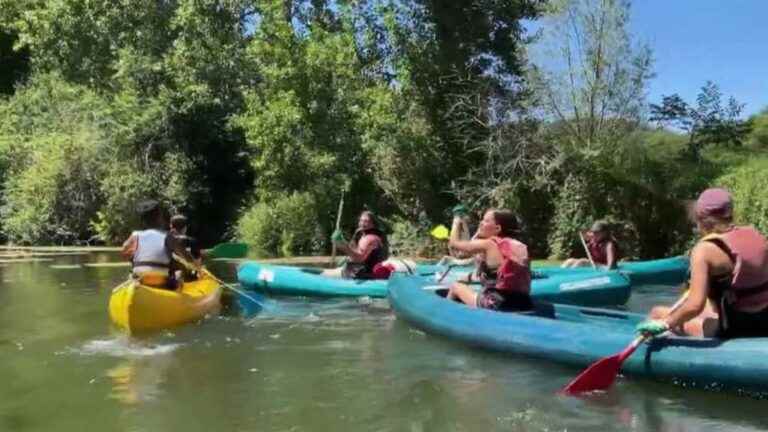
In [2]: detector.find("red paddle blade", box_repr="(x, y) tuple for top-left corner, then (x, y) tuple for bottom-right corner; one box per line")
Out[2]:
(559, 354), (622, 395)
(560, 335), (645, 396)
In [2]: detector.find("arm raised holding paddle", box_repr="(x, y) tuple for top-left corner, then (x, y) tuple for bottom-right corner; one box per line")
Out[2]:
(322, 210), (390, 280)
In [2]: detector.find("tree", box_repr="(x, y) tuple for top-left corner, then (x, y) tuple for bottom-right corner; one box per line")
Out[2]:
(650, 81), (752, 160)
(529, 0), (653, 153)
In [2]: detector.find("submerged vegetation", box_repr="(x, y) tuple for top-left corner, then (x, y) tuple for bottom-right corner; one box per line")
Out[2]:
(0, 0), (764, 258)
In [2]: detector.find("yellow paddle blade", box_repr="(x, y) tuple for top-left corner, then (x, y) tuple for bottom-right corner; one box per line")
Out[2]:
(430, 224), (450, 240)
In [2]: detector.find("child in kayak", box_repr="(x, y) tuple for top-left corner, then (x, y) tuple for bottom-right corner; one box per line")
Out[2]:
(169, 214), (203, 282)
(446, 209), (533, 311)
(121, 200), (198, 290)
(324, 210), (390, 279)
(638, 188), (768, 338)
(561, 220), (619, 269)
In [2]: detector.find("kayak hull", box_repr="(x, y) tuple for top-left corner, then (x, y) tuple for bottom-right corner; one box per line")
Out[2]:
(109, 273), (222, 334)
(237, 262), (631, 307)
(389, 274), (768, 395)
(542, 256), (689, 286)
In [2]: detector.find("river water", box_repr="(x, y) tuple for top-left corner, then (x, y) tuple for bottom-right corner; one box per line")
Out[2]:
(0, 252), (766, 431)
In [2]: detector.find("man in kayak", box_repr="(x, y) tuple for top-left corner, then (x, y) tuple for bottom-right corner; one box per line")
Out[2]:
(561, 221), (619, 269)
(121, 200), (199, 289)
(638, 188), (768, 338)
(446, 209), (533, 311)
(323, 210), (390, 279)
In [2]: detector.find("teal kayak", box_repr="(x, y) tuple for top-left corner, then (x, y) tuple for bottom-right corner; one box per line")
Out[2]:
(237, 262), (631, 306)
(389, 274), (768, 396)
(434, 256), (689, 287)
(542, 256), (689, 286)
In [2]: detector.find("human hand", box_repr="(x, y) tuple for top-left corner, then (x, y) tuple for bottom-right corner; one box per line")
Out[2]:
(452, 204), (469, 217)
(635, 320), (670, 337)
(331, 229), (346, 244)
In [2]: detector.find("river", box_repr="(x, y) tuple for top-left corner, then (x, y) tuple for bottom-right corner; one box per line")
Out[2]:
(0, 252), (766, 431)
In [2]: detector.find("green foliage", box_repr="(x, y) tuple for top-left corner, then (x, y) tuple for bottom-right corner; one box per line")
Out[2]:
(235, 192), (322, 258)
(0, 75), (114, 243)
(387, 215), (443, 258)
(650, 82), (752, 159)
(748, 110), (768, 149)
(715, 157), (768, 235)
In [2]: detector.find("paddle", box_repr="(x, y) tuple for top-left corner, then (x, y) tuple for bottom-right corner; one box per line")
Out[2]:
(430, 224), (450, 241)
(172, 254), (263, 309)
(330, 187), (347, 268)
(205, 242), (249, 259)
(560, 295), (687, 395)
(199, 267), (263, 311)
(579, 231), (597, 269)
(437, 264), (457, 283)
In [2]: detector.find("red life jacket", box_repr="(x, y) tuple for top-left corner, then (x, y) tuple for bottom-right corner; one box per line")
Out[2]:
(703, 226), (768, 310)
(490, 237), (531, 295)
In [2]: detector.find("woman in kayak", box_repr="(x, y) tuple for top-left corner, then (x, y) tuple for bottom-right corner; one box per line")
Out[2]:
(561, 220), (619, 269)
(324, 210), (389, 279)
(446, 209), (533, 311)
(638, 188), (768, 338)
(121, 200), (198, 289)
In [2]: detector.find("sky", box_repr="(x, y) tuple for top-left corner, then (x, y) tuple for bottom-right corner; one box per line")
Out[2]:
(630, 0), (768, 117)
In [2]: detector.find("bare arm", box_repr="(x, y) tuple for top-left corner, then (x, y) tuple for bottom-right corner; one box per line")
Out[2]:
(121, 235), (137, 261)
(605, 242), (617, 269)
(664, 243), (712, 328)
(448, 217), (490, 254)
(339, 235), (379, 263)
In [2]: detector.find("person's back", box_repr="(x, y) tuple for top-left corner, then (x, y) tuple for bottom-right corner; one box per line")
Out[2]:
(122, 201), (172, 288)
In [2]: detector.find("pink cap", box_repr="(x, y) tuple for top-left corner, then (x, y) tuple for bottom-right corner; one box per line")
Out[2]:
(695, 188), (732, 218)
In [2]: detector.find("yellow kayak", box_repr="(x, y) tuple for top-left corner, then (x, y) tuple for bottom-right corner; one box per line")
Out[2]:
(109, 272), (222, 334)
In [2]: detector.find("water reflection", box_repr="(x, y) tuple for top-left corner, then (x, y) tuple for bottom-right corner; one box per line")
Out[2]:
(107, 355), (175, 406)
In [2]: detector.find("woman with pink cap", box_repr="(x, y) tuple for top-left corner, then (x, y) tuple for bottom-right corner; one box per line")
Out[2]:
(637, 188), (768, 338)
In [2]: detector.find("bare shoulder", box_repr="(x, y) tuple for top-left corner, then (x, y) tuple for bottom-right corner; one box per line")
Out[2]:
(691, 239), (729, 265)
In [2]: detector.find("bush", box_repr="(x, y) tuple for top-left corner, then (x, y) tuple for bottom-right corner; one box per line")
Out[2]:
(1, 129), (105, 244)
(715, 157), (768, 234)
(236, 192), (322, 258)
(387, 215), (444, 258)
(748, 111), (768, 149)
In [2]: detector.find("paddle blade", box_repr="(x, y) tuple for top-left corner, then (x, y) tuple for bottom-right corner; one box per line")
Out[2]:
(430, 225), (450, 241)
(560, 354), (623, 395)
(208, 242), (248, 259)
(560, 335), (644, 395)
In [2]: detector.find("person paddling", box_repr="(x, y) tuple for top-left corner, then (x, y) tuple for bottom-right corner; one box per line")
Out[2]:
(169, 214), (203, 282)
(561, 221), (619, 269)
(638, 188), (768, 338)
(446, 209), (533, 311)
(121, 200), (198, 290)
(323, 210), (389, 279)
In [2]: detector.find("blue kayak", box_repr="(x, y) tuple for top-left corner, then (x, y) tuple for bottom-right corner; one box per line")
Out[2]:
(434, 256), (689, 287)
(389, 274), (768, 395)
(542, 256), (689, 286)
(237, 262), (631, 306)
